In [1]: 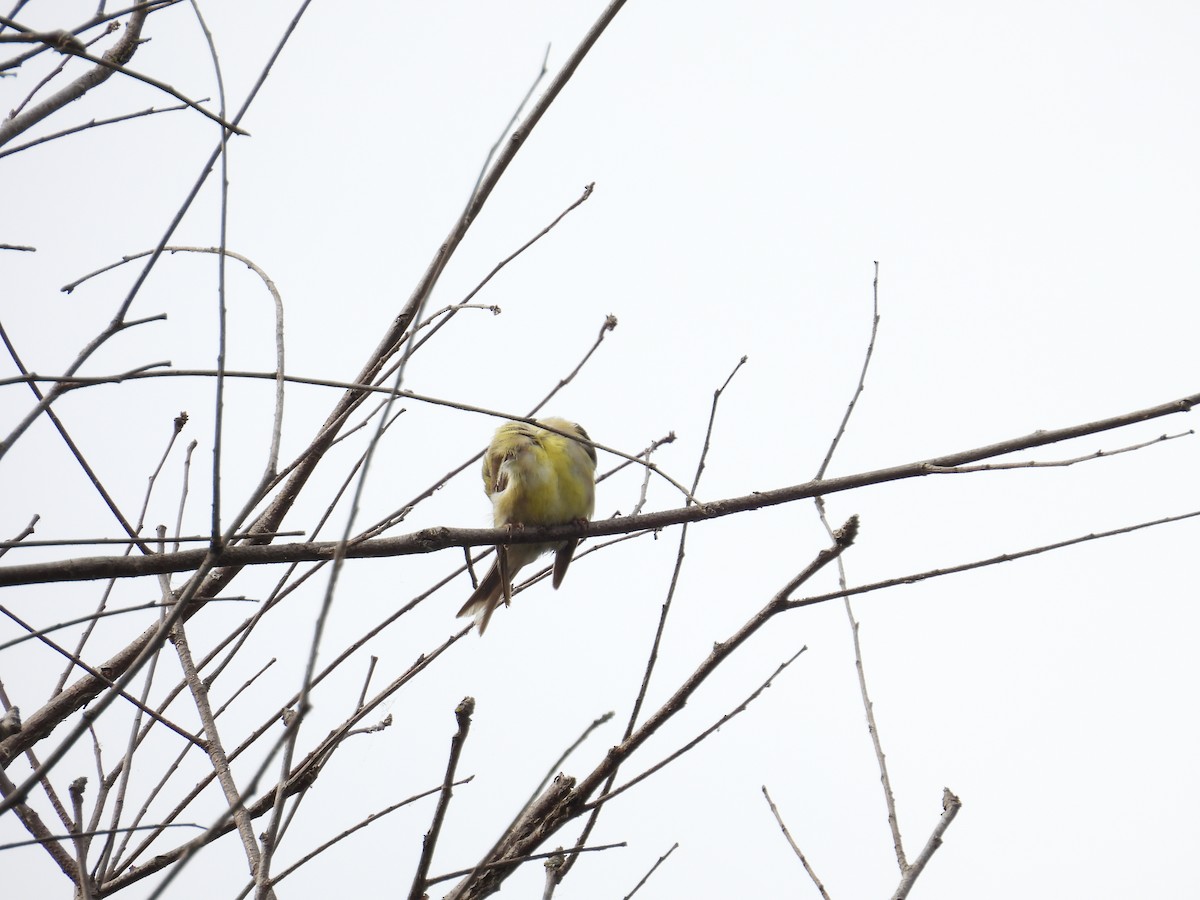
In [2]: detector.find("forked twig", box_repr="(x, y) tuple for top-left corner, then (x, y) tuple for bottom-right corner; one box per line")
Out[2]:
(891, 790), (962, 900)
(0, 514), (39, 560)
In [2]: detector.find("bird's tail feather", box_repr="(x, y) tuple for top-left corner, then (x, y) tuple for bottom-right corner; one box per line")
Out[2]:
(551, 539), (578, 589)
(457, 557), (505, 635)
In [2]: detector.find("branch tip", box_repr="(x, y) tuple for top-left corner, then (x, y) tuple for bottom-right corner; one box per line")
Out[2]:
(836, 515), (859, 546)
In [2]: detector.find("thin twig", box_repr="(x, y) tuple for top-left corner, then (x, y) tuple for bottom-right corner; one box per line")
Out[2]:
(355, 657), (378, 711)
(6, 362), (702, 503)
(558, 356), (745, 884)
(170, 617), (263, 878)
(458, 523), (857, 898)
(266, 778), (473, 886)
(396, 183), (597, 364)
(408, 697), (475, 900)
(924, 430), (1192, 471)
(596, 431), (675, 486)
(586, 647), (807, 811)
(0, 599), (244, 653)
(813, 262), (907, 869)
(472, 42), (551, 196)
(0, 101), (192, 159)
(762, 787), (831, 900)
(0, 513), (39, 560)
(0, 605), (203, 748)
(105, 656), (275, 878)
(815, 263), (879, 481)
(622, 841), (679, 900)
(0, 821), (201, 852)
(57, 44), (242, 135)
(53, 412), (187, 696)
(104, 627), (470, 892)
(93, 527), (172, 882)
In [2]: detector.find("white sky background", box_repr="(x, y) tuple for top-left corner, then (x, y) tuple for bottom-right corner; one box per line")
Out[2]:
(2, 2), (1198, 898)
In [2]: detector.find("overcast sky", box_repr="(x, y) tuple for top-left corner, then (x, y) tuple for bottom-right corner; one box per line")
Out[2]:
(2, 3), (1199, 898)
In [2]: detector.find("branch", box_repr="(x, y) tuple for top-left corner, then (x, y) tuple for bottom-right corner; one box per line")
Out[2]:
(586, 647), (807, 810)
(812, 262), (906, 868)
(407, 697), (474, 900)
(891, 789), (962, 900)
(430, 841), (626, 889)
(0, 8), (149, 148)
(0, 101), (192, 160)
(451, 522), (857, 898)
(3, 388), (1195, 589)
(761, 786), (831, 900)
(262, 778), (469, 887)
(558, 355), (745, 883)
(622, 842), (678, 899)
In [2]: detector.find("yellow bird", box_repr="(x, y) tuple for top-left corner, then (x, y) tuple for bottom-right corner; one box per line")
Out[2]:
(457, 417), (597, 634)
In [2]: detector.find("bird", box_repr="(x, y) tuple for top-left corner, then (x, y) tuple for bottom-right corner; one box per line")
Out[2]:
(457, 417), (596, 634)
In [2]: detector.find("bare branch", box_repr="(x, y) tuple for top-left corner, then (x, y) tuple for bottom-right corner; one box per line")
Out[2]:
(557, 356), (744, 883)
(762, 786), (831, 900)
(454, 522), (856, 898)
(0, 820), (201, 852)
(924, 430), (1192, 472)
(812, 263), (906, 869)
(0, 513), (39, 560)
(0, 101), (192, 159)
(472, 42), (551, 196)
(588, 647), (807, 811)
(890, 790), (962, 900)
(622, 842), (679, 900)
(816, 260), (880, 481)
(266, 778), (474, 887)
(5, 389), (1196, 592)
(408, 697), (475, 900)
(171, 617), (263, 878)
(0, 8), (149, 148)
(100, 627), (470, 893)
(784, 507), (1200, 611)
(0, 603), (205, 748)
(398, 182), (597, 364)
(0, 756), (79, 879)
(431, 841), (627, 889)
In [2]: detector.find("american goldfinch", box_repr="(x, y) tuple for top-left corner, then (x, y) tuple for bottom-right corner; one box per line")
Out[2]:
(457, 417), (596, 634)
